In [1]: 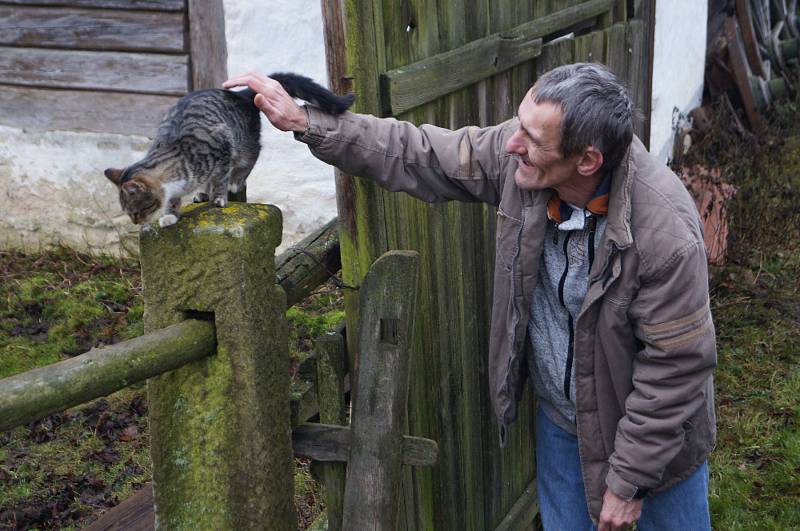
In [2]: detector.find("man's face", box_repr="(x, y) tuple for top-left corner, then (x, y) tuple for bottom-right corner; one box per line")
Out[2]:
(505, 91), (581, 192)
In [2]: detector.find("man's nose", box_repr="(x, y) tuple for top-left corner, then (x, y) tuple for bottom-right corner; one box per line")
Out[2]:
(505, 131), (524, 154)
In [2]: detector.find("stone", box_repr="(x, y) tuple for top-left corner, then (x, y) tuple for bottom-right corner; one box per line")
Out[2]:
(139, 202), (295, 530)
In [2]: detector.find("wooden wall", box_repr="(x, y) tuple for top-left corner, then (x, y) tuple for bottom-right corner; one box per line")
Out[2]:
(0, 0), (227, 137)
(325, 0), (654, 529)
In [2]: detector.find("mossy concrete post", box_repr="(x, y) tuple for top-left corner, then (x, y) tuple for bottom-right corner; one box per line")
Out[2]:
(139, 203), (295, 530)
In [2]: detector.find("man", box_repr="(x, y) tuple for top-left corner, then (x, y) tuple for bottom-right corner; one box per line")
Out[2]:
(224, 63), (716, 530)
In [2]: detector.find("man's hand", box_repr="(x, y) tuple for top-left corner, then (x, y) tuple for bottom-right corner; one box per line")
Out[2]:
(598, 488), (643, 531)
(223, 72), (309, 132)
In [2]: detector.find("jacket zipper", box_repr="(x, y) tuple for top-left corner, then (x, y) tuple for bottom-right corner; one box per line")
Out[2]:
(587, 216), (597, 272)
(559, 231), (575, 400)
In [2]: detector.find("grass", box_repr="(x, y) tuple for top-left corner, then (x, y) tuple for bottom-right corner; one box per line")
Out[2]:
(686, 91), (800, 529)
(0, 248), (340, 529)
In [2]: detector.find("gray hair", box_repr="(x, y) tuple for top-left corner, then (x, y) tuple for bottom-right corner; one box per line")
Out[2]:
(531, 63), (634, 172)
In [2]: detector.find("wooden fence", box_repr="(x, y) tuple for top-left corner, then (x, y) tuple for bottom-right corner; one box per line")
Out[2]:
(323, 1), (655, 529)
(0, 204), (435, 530)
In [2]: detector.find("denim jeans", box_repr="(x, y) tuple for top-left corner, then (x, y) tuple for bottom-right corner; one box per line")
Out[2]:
(535, 407), (712, 531)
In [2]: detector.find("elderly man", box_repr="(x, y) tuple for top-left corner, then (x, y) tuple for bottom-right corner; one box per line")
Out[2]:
(225, 63), (716, 530)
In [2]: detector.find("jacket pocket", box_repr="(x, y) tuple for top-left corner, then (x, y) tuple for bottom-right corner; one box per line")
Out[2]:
(496, 209), (521, 272)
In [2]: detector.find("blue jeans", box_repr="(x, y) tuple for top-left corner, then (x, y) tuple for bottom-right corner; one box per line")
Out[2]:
(535, 407), (711, 531)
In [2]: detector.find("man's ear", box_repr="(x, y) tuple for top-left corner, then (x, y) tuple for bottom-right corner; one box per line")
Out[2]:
(576, 147), (604, 176)
(104, 168), (124, 186)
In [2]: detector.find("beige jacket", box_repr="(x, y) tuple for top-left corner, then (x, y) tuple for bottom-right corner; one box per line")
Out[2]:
(298, 106), (717, 520)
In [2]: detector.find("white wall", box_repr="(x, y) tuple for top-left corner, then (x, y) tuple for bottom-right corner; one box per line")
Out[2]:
(224, 0), (336, 246)
(649, 0), (708, 163)
(0, 0), (333, 256)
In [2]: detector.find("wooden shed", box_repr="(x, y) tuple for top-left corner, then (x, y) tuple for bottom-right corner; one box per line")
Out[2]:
(0, 0), (227, 137)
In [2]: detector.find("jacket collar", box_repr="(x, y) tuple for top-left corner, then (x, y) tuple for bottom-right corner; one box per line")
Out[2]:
(546, 172), (611, 224)
(603, 136), (640, 250)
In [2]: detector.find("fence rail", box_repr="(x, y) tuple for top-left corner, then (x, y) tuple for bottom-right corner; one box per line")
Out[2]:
(0, 319), (215, 432)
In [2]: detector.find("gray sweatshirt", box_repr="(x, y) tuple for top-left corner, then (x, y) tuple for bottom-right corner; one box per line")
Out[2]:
(529, 204), (607, 434)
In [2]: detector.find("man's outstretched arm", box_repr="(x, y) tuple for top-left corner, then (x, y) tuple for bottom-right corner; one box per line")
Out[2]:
(224, 72), (514, 206)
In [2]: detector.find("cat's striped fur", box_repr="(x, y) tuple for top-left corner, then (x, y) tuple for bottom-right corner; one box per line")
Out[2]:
(104, 73), (354, 228)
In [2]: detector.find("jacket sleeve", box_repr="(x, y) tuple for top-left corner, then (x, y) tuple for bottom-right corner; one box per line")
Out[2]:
(606, 241), (717, 500)
(294, 105), (516, 206)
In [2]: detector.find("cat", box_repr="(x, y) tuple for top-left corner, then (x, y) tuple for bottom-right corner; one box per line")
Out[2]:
(104, 73), (355, 229)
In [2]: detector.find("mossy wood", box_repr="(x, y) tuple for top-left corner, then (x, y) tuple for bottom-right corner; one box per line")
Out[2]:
(327, 0), (653, 528)
(342, 251), (420, 531)
(292, 423), (438, 466)
(0, 319), (214, 432)
(139, 203), (295, 530)
(276, 217), (342, 308)
(314, 331), (348, 531)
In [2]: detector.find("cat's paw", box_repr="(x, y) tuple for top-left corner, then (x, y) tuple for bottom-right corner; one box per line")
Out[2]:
(158, 214), (179, 227)
(193, 192), (209, 203)
(212, 196), (228, 208)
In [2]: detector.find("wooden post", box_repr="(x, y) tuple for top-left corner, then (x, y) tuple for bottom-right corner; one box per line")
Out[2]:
(140, 203), (295, 530)
(342, 251), (420, 531)
(314, 331), (348, 531)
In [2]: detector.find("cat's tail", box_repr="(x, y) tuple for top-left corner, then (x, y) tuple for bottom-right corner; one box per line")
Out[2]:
(270, 72), (355, 114)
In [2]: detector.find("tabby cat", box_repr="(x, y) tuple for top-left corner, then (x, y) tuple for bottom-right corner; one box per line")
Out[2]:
(104, 73), (354, 228)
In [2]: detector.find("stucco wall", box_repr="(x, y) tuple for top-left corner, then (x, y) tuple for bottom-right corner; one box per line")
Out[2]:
(0, 0), (333, 256)
(649, 1), (708, 163)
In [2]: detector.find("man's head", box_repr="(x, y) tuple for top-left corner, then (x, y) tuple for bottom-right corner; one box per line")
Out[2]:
(505, 63), (634, 201)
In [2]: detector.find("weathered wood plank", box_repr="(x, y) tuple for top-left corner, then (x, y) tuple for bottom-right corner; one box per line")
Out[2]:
(342, 251), (420, 531)
(574, 29), (605, 62)
(0, 47), (189, 95)
(0, 85), (176, 137)
(292, 423), (438, 467)
(0, 7), (185, 52)
(625, 19), (648, 139)
(509, 0), (613, 41)
(382, 34), (543, 115)
(84, 485), (154, 531)
(0, 0), (184, 10)
(0, 319), (215, 432)
(275, 218), (341, 309)
(187, 0), (226, 90)
(604, 22), (628, 80)
(493, 479), (538, 531)
(314, 331), (348, 531)
(537, 35), (575, 76)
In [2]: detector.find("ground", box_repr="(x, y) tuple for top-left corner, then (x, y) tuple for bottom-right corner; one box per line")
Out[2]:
(1, 94), (799, 531)
(0, 250), (340, 529)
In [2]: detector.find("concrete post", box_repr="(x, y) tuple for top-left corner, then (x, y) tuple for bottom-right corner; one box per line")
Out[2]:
(139, 203), (295, 530)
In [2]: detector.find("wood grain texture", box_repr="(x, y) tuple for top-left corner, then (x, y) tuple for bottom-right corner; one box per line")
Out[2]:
(314, 332), (348, 531)
(0, 0), (184, 10)
(336, 1), (653, 529)
(188, 0), (227, 90)
(0, 85), (176, 136)
(291, 423), (438, 467)
(0, 47), (188, 94)
(492, 479), (538, 531)
(342, 251), (420, 531)
(84, 486), (154, 531)
(275, 218), (341, 309)
(382, 35), (543, 115)
(0, 6), (185, 52)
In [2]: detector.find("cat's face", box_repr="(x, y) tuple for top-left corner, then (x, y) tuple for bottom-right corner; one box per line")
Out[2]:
(104, 168), (163, 225)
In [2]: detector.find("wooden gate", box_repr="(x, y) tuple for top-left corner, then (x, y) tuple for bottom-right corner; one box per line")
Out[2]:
(323, 1), (655, 529)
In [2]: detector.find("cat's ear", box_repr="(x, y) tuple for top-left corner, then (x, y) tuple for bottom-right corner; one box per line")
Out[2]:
(121, 181), (146, 196)
(104, 168), (124, 186)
